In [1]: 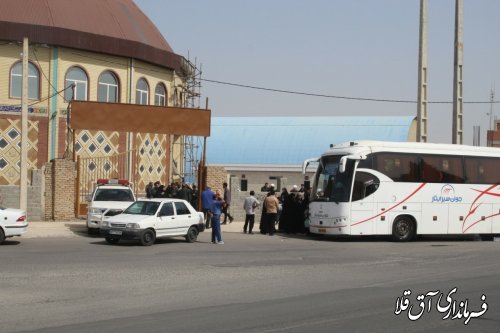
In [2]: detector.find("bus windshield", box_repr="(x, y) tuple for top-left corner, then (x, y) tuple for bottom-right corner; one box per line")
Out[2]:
(312, 155), (355, 202)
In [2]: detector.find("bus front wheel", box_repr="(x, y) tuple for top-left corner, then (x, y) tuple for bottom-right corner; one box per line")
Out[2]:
(392, 216), (415, 242)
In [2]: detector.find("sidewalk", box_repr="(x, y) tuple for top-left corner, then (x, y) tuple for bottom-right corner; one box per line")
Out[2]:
(24, 220), (247, 238)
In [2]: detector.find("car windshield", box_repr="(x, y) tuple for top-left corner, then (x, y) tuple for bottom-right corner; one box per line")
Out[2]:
(123, 201), (160, 215)
(94, 188), (134, 201)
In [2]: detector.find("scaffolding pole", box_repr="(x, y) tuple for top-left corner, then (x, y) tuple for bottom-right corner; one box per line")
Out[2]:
(178, 55), (203, 185)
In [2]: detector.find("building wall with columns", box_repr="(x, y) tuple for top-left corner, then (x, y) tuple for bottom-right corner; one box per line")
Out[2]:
(0, 42), (187, 218)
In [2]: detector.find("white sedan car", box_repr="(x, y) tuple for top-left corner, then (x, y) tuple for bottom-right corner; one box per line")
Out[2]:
(100, 198), (205, 246)
(0, 207), (28, 244)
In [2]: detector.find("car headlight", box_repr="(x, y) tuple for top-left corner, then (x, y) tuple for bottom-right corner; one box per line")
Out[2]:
(101, 221), (109, 227)
(126, 223), (140, 229)
(90, 208), (105, 214)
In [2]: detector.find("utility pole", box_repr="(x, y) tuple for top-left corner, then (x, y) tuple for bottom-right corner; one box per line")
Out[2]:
(20, 37), (28, 211)
(489, 86), (495, 131)
(452, 0), (464, 144)
(417, 0), (428, 142)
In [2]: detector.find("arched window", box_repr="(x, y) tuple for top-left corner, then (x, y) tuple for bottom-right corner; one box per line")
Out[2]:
(173, 88), (179, 106)
(179, 92), (184, 107)
(154, 83), (167, 106)
(135, 78), (149, 105)
(64, 67), (88, 101)
(97, 71), (119, 102)
(10, 62), (40, 100)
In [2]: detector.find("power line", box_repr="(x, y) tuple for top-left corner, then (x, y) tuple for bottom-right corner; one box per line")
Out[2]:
(22, 48), (500, 105)
(29, 85), (72, 107)
(32, 48), (67, 101)
(201, 78), (500, 104)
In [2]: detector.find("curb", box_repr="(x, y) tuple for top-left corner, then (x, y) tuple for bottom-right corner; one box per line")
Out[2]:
(23, 221), (246, 238)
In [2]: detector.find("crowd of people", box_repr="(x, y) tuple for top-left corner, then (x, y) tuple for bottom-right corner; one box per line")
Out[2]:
(259, 184), (310, 235)
(146, 180), (310, 244)
(145, 181), (198, 209)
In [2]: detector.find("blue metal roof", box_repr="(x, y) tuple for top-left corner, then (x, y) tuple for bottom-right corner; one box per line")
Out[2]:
(206, 116), (415, 165)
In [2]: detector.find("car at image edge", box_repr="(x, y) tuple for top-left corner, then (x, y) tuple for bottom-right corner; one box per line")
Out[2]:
(0, 206), (28, 244)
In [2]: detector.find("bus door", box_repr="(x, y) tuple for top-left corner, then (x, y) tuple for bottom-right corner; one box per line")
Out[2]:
(350, 170), (380, 235)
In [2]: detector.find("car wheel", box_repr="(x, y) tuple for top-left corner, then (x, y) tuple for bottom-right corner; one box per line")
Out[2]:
(185, 226), (199, 243)
(140, 229), (156, 246)
(0, 228), (5, 244)
(392, 216), (415, 242)
(105, 237), (119, 245)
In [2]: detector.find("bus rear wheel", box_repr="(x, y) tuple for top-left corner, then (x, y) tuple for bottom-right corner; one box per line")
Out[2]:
(392, 216), (415, 242)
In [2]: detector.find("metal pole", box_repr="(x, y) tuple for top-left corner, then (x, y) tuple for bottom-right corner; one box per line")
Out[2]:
(75, 156), (81, 216)
(452, 0), (464, 144)
(198, 97), (209, 210)
(417, 0), (428, 142)
(20, 37), (29, 211)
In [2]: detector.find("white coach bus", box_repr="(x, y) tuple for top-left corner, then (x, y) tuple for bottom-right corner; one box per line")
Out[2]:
(303, 141), (500, 241)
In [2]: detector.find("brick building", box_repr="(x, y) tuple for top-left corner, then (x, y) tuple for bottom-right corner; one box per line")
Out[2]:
(0, 0), (203, 219)
(487, 120), (500, 147)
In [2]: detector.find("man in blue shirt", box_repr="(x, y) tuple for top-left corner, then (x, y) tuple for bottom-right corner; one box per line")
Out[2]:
(210, 192), (224, 244)
(201, 186), (214, 228)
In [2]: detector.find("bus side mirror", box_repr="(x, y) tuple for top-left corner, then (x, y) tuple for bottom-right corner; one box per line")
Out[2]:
(339, 156), (347, 173)
(302, 158), (319, 175)
(339, 154), (365, 173)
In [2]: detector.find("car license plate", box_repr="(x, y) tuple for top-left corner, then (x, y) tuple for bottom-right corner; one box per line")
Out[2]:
(109, 230), (122, 235)
(318, 228), (327, 233)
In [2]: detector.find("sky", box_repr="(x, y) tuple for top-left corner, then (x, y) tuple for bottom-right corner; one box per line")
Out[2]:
(134, 0), (500, 145)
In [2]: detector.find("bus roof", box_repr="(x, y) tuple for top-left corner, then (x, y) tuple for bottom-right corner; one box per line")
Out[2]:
(324, 141), (500, 158)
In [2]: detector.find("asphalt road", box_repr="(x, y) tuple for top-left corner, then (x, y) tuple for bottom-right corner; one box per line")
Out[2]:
(1, 231), (499, 333)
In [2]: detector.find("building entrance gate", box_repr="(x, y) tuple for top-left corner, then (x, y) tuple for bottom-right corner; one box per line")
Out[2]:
(75, 150), (136, 216)
(70, 101), (211, 217)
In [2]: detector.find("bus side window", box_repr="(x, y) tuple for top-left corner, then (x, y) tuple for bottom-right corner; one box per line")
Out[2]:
(465, 157), (500, 184)
(374, 153), (419, 182)
(441, 158), (464, 183)
(422, 164), (442, 183)
(421, 155), (464, 183)
(352, 172), (380, 202)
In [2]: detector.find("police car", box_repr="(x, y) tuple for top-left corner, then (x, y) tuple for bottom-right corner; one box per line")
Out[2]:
(0, 206), (28, 244)
(87, 179), (136, 234)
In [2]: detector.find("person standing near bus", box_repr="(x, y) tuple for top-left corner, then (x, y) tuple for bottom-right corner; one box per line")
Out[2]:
(263, 189), (280, 236)
(243, 191), (260, 234)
